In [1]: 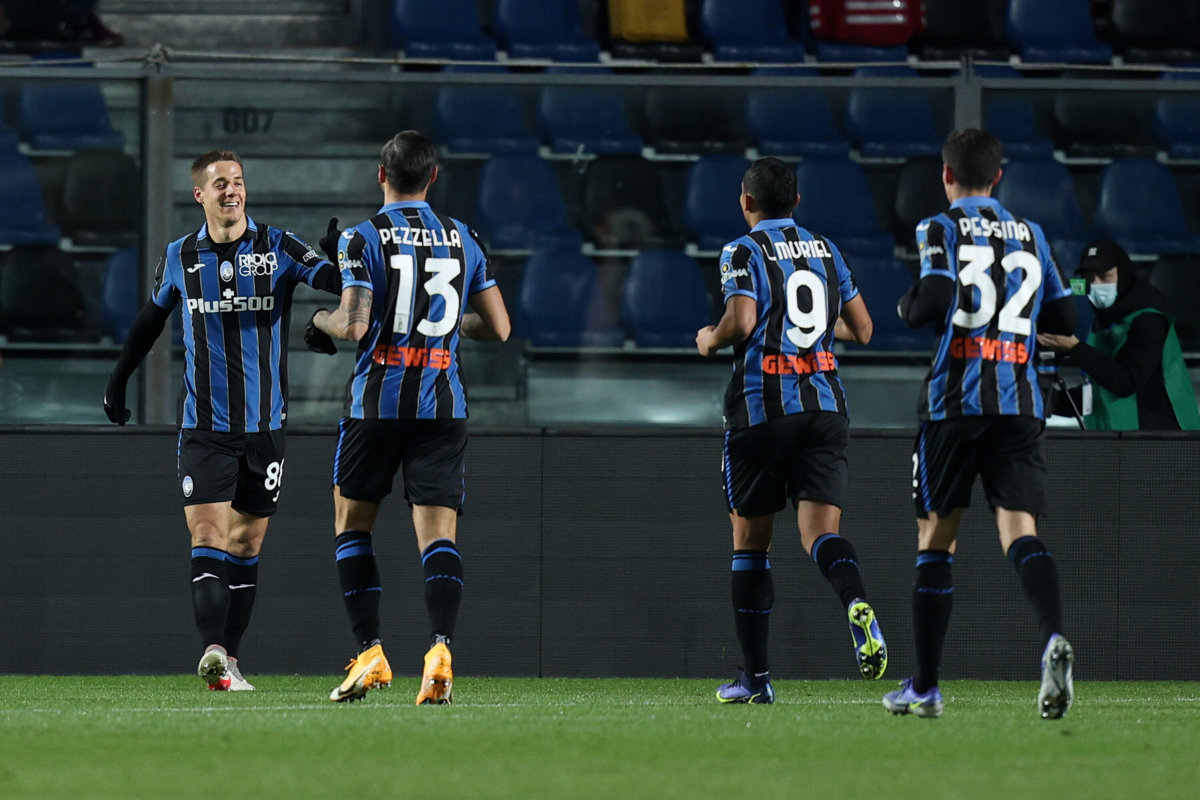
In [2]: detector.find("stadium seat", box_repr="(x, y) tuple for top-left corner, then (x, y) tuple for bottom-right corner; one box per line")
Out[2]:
(606, 0), (705, 62)
(683, 155), (751, 252)
(851, 258), (930, 351)
(1005, 0), (1113, 64)
(622, 250), (713, 348)
(745, 87), (850, 158)
(16, 83), (125, 152)
(493, 0), (600, 61)
(59, 149), (140, 248)
(0, 153), (62, 246)
(516, 247), (624, 347)
(0, 245), (86, 341)
(579, 154), (677, 249)
(1109, 0), (1200, 64)
(890, 158), (949, 251)
(474, 155), (580, 251)
(808, 0), (917, 62)
(984, 95), (1056, 158)
(1148, 257), (1200, 350)
(0, 103), (19, 151)
(435, 85), (539, 154)
(916, 0), (1009, 61)
(793, 158), (895, 261)
(537, 85), (642, 155)
(699, 0), (807, 62)
(1153, 69), (1200, 160)
(99, 246), (139, 343)
(993, 158), (1089, 254)
(1092, 158), (1200, 255)
(391, 0), (497, 59)
(845, 67), (943, 159)
(643, 87), (744, 155)
(1052, 92), (1157, 159)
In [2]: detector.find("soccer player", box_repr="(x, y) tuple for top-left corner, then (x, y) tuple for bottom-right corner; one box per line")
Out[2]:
(696, 157), (886, 705)
(306, 130), (511, 705)
(103, 150), (343, 690)
(885, 129), (1079, 720)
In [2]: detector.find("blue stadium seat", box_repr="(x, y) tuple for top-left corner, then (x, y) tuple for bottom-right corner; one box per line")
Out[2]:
(813, 42), (909, 63)
(1154, 69), (1200, 160)
(391, 0), (497, 60)
(0, 153), (62, 245)
(793, 158), (894, 261)
(1110, 0), (1200, 64)
(1052, 92), (1157, 159)
(1092, 158), (1200, 255)
(494, 0), (600, 61)
(622, 250), (713, 348)
(537, 85), (642, 155)
(516, 247), (623, 347)
(745, 88), (850, 158)
(17, 83), (125, 152)
(435, 85), (538, 154)
(683, 155), (751, 251)
(1148, 257), (1200, 350)
(0, 246), (86, 341)
(699, 0), (807, 62)
(474, 155), (580, 251)
(852, 258), (930, 351)
(890, 158), (948, 250)
(918, 0), (1010, 61)
(984, 95), (1056, 158)
(845, 67), (943, 159)
(579, 155), (678, 249)
(1005, 0), (1113, 64)
(99, 247), (139, 343)
(994, 158), (1089, 257)
(0, 102), (19, 151)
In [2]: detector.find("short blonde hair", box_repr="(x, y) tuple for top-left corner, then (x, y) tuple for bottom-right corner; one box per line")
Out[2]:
(190, 150), (243, 188)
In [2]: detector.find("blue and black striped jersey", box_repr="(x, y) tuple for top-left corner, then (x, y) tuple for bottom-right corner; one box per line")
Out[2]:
(719, 218), (860, 430)
(915, 196), (1073, 420)
(150, 217), (332, 432)
(337, 200), (496, 420)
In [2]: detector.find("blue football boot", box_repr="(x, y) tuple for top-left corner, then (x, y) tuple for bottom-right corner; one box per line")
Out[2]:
(848, 599), (888, 680)
(882, 678), (943, 718)
(716, 671), (775, 704)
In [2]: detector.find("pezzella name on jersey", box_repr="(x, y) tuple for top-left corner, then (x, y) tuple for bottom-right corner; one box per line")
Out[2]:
(378, 225), (462, 248)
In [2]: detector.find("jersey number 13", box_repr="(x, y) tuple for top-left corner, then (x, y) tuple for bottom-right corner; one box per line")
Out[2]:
(389, 254), (461, 337)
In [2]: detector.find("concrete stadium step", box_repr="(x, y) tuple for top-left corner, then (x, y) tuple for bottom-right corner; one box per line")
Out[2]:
(99, 0), (359, 50)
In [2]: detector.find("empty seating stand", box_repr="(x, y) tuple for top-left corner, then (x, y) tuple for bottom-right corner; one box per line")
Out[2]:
(683, 155), (752, 252)
(1109, 0), (1200, 64)
(1154, 69), (1200, 160)
(1092, 157), (1200, 254)
(435, 84), (539, 154)
(699, 0), (807, 63)
(0, 152), (62, 246)
(845, 67), (944, 159)
(391, 0), (497, 60)
(17, 83), (125, 152)
(622, 249), (713, 348)
(516, 247), (623, 347)
(475, 154), (580, 251)
(538, 85), (642, 156)
(745, 84), (851, 159)
(494, 0), (600, 62)
(606, 0), (705, 62)
(993, 157), (1090, 259)
(1006, 0), (1113, 64)
(793, 158), (894, 261)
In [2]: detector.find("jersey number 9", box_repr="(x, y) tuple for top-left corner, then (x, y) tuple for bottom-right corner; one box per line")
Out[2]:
(785, 269), (829, 349)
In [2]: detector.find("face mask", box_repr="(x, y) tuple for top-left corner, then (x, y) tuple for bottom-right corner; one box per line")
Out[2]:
(1088, 282), (1118, 309)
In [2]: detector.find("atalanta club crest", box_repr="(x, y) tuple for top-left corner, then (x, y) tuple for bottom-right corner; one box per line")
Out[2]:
(220, 261), (234, 282)
(182, 476), (194, 497)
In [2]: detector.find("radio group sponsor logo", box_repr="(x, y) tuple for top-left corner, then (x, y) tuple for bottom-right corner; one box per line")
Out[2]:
(238, 252), (278, 276)
(220, 261), (235, 282)
(182, 476), (194, 498)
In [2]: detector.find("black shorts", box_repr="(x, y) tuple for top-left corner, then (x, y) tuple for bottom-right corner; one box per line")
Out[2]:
(176, 428), (287, 517)
(334, 417), (467, 509)
(912, 416), (1046, 518)
(722, 411), (849, 517)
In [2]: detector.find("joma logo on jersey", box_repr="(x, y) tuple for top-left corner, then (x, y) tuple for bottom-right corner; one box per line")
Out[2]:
(378, 226), (462, 248)
(238, 252), (279, 276)
(186, 295), (276, 314)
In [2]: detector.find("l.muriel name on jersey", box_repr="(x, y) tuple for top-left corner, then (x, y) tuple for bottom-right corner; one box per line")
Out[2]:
(762, 238), (833, 262)
(378, 226), (462, 248)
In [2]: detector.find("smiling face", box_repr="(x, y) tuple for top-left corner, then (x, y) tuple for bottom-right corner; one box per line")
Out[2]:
(193, 160), (246, 241)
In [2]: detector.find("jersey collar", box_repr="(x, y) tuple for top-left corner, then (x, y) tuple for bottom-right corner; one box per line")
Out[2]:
(379, 200), (430, 213)
(949, 195), (1001, 212)
(749, 217), (796, 232)
(197, 215), (259, 243)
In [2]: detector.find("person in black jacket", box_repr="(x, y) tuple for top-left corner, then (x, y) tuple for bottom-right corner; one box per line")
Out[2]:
(1037, 240), (1200, 431)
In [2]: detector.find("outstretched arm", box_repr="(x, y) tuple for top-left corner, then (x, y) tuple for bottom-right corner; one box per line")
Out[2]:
(104, 300), (171, 424)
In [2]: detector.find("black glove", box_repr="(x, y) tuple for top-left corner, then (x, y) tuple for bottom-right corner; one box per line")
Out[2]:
(319, 217), (342, 263)
(103, 377), (131, 425)
(304, 310), (337, 355)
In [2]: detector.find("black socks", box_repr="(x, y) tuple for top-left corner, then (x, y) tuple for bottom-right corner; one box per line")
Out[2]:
(190, 547), (230, 648)
(811, 533), (868, 608)
(335, 530), (382, 651)
(422, 539), (463, 644)
(731, 550), (773, 680)
(912, 549), (953, 693)
(1008, 535), (1063, 646)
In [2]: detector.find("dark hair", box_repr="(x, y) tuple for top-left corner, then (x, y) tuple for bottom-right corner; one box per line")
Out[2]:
(190, 150), (242, 187)
(380, 130), (437, 194)
(742, 157), (796, 218)
(942, 129), (1003, 191)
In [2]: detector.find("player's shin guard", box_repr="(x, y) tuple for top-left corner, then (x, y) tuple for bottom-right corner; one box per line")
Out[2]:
(335, 530), (382, 651)
(223, 553), (259, 659)
(190, 547), (230, 648)
(912, 550), (953, 693)
(731, 550), (773, 678)
(1008, 535), (1063, 646)
(811, 533), (868, 608)
(422, 539), (463, 643)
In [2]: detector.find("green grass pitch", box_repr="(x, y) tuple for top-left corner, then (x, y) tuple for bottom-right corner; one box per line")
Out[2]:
(1, 676), (1197, 799)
